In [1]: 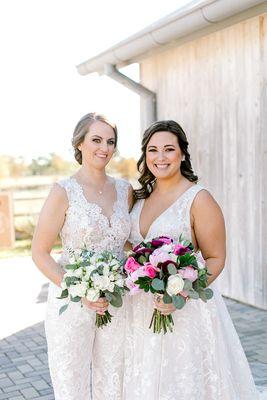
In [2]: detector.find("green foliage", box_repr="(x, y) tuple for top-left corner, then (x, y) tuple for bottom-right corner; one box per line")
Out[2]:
(151, 278), (165, 291)
(56, 289), (69, 299)
(183, 280), (193, 292)
(59, 304), (68, 315)
(109, 292), (123, 308)
(167, 263), (177, 275)
(163, 292), (172, 304)
(204, 288), (213, 300)
(187, 289), (199, 299)
(172, 295), (186, 309)
(138, 255), (147, 264)
(70, 295), (81, 302)
(65, 276), (80, 287)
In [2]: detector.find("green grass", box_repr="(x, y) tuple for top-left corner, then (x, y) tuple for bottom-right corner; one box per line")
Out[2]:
(0, 239), (61, 259)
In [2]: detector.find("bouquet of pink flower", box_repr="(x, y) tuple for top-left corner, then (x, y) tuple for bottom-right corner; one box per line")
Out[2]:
(124, 235), (213, 334)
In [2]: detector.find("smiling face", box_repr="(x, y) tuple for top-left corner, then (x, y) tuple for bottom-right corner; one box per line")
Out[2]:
(78, 120), (116, 169)
(145, 131), (183, 179)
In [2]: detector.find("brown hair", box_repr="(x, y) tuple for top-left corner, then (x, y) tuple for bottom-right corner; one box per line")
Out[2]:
(72, 112), (118, 165)
(135, 120), (198, 199)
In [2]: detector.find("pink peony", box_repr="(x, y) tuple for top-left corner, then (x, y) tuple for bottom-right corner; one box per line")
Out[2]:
(125, 257), (141, 273)
(179, 266), (198, 282)
(149, 248), (171, 266)
(131, 267), (147, 282)
(174, 244), (190, 255)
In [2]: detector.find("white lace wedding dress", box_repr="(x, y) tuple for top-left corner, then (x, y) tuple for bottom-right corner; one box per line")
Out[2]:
(124, 184), (264, 400)
(45, 177), (131, 400)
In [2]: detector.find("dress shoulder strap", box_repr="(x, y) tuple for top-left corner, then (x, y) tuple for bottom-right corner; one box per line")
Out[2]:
(56, 177), (78, 203)
(115, 178), (131, 204)
(184, 184), (206, 221)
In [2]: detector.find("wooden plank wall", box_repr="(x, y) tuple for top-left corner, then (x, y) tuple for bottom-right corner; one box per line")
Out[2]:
(140, 14), (267, 309)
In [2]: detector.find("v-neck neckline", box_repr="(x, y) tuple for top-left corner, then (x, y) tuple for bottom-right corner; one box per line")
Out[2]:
(70, 176), (119, 226)
(138, 184), (196, 240)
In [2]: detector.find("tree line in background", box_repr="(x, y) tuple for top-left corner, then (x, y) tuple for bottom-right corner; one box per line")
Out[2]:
(0, 153), (138, 180)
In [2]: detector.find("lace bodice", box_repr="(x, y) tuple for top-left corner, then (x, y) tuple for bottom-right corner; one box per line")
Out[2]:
(57, 177), (131, 264)
(129, 184), (204, 246)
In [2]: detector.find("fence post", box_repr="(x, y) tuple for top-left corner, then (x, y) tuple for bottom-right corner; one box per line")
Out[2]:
(0, 191), (15, 249)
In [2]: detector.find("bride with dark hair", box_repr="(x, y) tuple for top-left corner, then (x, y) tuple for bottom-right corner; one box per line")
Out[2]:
(124, 120), (263, 399)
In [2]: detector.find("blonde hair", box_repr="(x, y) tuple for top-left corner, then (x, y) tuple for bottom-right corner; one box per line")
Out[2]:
(72, 112), (118, 165)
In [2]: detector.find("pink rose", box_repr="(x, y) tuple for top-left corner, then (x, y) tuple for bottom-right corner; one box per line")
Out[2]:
(179, 266), (198, 282)
(174, 244), (190, 255)
(149, 249), (171, 266)
(143, 262), (157, 279)
(125, 277), (140, 295)
(125, 257), (141, 273)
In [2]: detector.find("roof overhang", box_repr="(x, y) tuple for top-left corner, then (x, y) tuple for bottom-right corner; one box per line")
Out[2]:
(77, 0), (267, 76)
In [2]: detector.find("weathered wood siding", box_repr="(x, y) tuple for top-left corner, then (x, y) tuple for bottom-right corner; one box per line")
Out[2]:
(140, 14), (267, 309)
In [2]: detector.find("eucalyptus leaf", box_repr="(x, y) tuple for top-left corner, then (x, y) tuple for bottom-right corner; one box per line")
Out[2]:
(64, 264), (77, 270)
(151, 278), (165, 291)
(199, 290), (207, 302)
(70, 295), (81, 303)
(183, 280), (193, 291)
(172, 295), (186, 309)
(59, 304), (68, 315)
(163, 292), (172, 304)
(167, 263), (177, 275)
(187, 289), (199, 299)
(56, 289), (69, 299)
(138, 255), (147, 264)
(204, 288), (213, 300)
(110, 292), (123, 308)
(105, 292), (113, 302)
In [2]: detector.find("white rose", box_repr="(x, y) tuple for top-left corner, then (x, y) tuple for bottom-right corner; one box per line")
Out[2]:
(166, 274), (184, 296)
(109, 273), (115, 282)
(69, 282), (87, 298)
(91, 274), (110, 291)
(116, 278), (124, 287)
(103, 264), (110, 276)
(64, 270), (76, 277)
(73, 268), (83, 278)
(107, 282), (115, 292)
(86, 288), (100, 302)
(100, 276), (111, 290)
(85, 265), (96, 276)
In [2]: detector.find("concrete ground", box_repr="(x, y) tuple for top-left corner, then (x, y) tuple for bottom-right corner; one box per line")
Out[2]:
(0, 256), (266, 399)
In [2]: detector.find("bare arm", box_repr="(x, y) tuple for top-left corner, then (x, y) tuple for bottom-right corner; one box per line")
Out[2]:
(191, 190), (226, 285)
(31, 184), (68, 287)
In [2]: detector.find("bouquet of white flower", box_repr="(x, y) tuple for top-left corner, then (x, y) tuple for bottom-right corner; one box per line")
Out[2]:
(57, 249), (125, 328)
